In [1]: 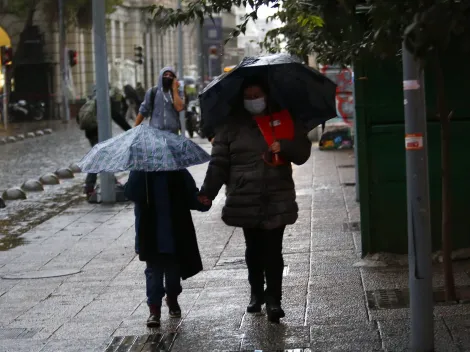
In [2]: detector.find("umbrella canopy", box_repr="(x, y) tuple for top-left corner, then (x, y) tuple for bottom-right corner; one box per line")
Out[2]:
(199, 53), (337, 134)
(77, 125), (210, 173)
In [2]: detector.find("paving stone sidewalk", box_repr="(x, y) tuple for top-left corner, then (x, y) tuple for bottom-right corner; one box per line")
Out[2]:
(1, 147), (470, 352)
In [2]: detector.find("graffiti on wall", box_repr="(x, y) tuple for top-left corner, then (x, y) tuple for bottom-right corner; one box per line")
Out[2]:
(320, 65), (354, 125)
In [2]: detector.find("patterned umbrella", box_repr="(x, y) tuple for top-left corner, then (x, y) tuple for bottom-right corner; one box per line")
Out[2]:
(77, 125), (210, 173)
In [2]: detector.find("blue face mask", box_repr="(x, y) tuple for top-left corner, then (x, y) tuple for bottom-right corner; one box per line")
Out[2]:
(244, 97), (266, 115)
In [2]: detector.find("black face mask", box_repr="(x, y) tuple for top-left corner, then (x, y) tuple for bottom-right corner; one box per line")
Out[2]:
(162, 77), (173, 89)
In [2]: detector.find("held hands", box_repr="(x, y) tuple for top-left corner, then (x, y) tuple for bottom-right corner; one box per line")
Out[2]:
(197, 194), (212, 207)
(270, 141), (281, 154)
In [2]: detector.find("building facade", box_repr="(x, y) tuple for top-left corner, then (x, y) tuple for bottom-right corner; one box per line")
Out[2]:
(0, 0), (199, 118)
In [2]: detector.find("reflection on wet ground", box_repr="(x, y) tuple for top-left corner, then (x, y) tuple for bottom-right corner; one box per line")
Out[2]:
(105, 333), (177, 352)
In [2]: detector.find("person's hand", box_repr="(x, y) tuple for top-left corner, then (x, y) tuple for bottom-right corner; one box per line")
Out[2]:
(197, 194), (212, 206)
(172, 78), (180, 91)
(270, 141), (281, 154)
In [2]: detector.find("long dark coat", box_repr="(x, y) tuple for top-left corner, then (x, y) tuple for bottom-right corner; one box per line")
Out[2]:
(201, 112), (311, 230)
(125, 170), (208, 280)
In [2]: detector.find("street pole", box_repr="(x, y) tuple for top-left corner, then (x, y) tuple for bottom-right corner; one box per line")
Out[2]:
(402, 41), (434, 351)
(197, 22), (205, 89)
(2, 66), (7, 129)
(177, 0), (186, 137)
(92, 0), (116, 203)
(58, 0), (70, 122)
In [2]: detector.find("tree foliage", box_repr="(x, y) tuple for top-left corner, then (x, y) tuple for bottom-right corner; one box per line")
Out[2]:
(4, 0), (122, 28)
(150, 0), (470, 64)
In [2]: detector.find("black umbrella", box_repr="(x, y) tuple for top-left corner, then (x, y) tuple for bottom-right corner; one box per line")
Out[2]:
(199, 53), (337, 135)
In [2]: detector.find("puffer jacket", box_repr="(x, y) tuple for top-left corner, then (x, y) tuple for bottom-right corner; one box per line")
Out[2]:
(200, 113), (312, 230)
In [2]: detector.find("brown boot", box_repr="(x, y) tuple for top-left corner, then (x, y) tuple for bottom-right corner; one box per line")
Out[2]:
(147, 305), (161, 327)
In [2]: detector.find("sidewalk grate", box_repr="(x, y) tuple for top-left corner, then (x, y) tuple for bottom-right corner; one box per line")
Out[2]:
(342, 221), (360, 231)
(104, 333), (176, 352)
(367, 286), (470, 310)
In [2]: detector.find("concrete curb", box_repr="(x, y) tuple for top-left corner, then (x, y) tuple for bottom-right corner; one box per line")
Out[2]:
(0, 128), (54, 145)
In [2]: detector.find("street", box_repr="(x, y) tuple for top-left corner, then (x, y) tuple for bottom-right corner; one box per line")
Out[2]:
(0, 146), (469, 351)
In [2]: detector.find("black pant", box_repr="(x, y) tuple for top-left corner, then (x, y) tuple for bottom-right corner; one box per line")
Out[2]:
(243, 226), (285, 303)
(85, 129), (99, 189)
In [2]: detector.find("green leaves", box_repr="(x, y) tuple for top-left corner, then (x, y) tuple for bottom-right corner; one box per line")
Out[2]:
(145, 0), (470, 64)
(4, 0), (122, 28)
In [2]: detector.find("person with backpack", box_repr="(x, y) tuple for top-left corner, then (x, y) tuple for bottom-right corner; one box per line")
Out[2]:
(134, 67), (184, 133)
(77, 84), (132, 199)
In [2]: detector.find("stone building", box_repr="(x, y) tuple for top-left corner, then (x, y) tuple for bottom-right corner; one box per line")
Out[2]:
(0, 0), (199, 118)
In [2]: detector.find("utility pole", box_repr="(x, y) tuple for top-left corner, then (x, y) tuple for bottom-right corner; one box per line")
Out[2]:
(58, 0), (70, 122)
(2, 66), (7, 129)
(92, 0), (115, 203)
(177, 0), (185, 137)
(197, 22), (205, 89)
(402, 41), (434, 351)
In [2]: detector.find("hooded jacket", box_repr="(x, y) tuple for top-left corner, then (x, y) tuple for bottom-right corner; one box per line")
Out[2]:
(139, 67), (184, 133)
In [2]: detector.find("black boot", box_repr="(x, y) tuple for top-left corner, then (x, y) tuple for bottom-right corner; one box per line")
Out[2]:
(247, 293), (265, 313)
(266, 298), (285, 324)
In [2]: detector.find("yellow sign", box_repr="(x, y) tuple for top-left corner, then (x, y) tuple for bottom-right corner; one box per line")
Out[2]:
(0, 26), (11, 89)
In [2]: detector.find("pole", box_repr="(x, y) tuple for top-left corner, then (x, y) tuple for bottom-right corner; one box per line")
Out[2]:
(177, 0), (185, 137)
(402, 41), (434, 351)
(2, 66), (7, 129)
(197, 22), (205, 89)
(58, 0), (70, 122)
(93, 0), (116, 203)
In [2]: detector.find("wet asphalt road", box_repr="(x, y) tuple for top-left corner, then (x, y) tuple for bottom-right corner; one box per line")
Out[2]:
(0, 122), (115, 190)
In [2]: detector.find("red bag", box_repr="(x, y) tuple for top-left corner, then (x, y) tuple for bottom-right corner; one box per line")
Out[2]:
(254, 109), (295, 166)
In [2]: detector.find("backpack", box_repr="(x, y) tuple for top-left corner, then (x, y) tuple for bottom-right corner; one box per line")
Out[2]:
(77, 98), (97, 130)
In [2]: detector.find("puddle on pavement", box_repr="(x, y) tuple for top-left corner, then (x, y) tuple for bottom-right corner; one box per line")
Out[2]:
(0, 184), (83, 251)
(0, 235), (27, 251)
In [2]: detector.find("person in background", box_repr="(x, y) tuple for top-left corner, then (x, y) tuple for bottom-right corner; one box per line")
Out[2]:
(122, 84), (141, 121)
(134, 68), (184, 134)
(136, 82), (146, 103)
(124, 169), (210, 327)
(82, 84), (132, 199)
(197, 76), (311, 323)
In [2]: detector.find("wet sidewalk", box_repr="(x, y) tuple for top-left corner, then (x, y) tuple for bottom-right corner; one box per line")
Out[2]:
(0, 147), (470, 351)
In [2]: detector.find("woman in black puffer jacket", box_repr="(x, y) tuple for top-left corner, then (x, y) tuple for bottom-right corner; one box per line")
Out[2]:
(198, 77), (311, 323)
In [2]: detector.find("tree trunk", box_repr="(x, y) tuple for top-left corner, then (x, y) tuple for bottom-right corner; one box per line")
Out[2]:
(435, 50), (457, 302)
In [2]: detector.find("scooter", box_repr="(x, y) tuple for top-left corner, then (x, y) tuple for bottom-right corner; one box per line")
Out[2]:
(9, 100), (46, 121)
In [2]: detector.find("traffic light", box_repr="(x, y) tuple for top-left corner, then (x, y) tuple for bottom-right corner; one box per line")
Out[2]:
(134, 46), (144, 65)
(68, 49), (78, 67)
(1, 46), (13, 66)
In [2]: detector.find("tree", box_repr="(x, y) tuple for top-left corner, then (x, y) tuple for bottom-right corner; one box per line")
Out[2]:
(151, 0), (470, 302)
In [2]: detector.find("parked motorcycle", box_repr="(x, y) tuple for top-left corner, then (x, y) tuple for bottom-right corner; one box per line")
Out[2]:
(8, 100), (46, 121)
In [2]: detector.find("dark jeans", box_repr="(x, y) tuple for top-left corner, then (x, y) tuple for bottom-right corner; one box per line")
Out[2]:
(243, 226), (286, 303)
(145, 256), (182, 307)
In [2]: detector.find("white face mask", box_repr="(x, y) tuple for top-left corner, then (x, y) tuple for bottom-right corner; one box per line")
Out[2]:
(244, 98), (266, 115)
